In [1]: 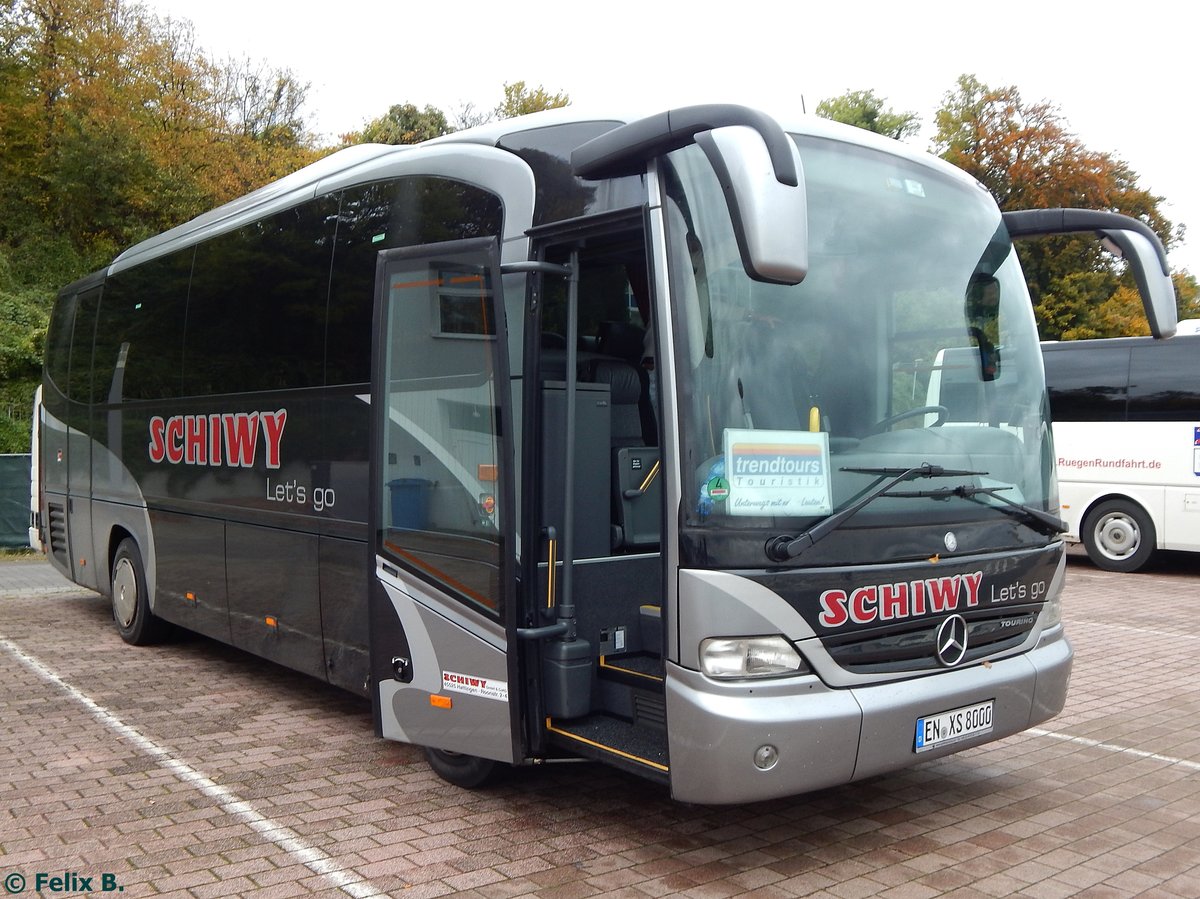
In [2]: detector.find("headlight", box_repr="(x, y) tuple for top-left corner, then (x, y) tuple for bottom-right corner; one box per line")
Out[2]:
(700, 635), (809, 679)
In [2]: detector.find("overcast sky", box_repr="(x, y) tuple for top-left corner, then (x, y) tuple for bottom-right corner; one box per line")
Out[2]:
(143, 0), (1198, 279)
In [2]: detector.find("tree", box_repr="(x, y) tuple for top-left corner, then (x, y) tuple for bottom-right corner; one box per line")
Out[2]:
(1173, 271), (1200, 323)
(0, 249), (49, 452)
(0, 0), (324, 449)
(0, 0), (322, 270)
(450, 100), (492, 131)
(358, 103), (450, 145)
(934, 75), (1181, 339)
(815, 89), (919, 140)
(495, 81), (569, 119)
(349, 79), (573, 147)
(216, 58), (308, 145)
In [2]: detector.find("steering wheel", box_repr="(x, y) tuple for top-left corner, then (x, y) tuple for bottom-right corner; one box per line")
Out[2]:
(872, 405), (947, 433)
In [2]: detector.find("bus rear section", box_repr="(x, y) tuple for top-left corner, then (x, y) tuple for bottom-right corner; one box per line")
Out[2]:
(1043, 335), (1200, 571)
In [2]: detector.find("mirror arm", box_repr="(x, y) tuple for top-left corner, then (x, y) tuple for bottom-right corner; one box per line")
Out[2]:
(1002, 208), (1169, 275)
(1003, 207), (1176, 339)
(571, 104), (797, 186)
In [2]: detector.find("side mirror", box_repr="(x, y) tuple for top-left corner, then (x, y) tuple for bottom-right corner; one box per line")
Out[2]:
(1097, 227), (1176, 338)
(1003, 208), (1177, 338)
(695, 126), (808, 285)
(965, 275), (1001, 381)
(572, 105), (809, 286)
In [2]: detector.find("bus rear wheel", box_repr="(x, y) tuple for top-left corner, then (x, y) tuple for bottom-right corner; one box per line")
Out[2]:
(423, 747), (497, 788)
(1081, 499), (1156, 573)
(112, 538), (171, 645)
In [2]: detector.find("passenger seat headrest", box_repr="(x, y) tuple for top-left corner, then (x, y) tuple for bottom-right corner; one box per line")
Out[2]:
(586, 359), (642, 404)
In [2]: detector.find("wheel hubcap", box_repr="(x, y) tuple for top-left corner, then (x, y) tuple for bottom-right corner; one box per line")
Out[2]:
(112, 558), (137, 627)
(1095, 513), (1140, 561)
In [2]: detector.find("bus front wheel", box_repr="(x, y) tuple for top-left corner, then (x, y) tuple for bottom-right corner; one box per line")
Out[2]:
(1081, 499), (1156, 573)
(111, 538), (172, 645)
(423, 747), (497, 788)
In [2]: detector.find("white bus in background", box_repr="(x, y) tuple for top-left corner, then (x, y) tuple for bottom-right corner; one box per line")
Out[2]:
(1041, 334), (1200, 571)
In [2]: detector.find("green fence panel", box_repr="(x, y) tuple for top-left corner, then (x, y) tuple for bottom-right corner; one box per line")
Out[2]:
(0, 454), (31, 549)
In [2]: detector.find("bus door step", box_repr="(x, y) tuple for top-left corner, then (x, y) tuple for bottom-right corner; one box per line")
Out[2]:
(595, 652), (666, 733)
(545, 713), (669, 783)
(598, 651), (664, 687)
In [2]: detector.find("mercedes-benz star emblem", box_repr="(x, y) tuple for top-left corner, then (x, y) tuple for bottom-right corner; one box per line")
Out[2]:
(935, 614), (969, 667)
(944, 532), (958, 552)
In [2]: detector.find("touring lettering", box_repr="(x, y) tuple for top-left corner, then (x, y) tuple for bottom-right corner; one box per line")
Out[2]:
(148, 409), (287, 469)
(818, 570), (985, 629)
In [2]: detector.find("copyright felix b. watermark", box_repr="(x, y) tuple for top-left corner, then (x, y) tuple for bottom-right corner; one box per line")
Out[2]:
(4, 872), (124, 894)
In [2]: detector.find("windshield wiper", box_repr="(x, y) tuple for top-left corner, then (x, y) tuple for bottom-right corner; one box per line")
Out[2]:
(889, 484), (1066, 537)
(764, 464), (986, 562)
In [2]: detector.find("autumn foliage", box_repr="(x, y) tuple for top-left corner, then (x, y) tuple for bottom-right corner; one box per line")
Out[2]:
(931, 75), (1195, 339)
(1, 5), (1196, 450)
(0, 0), (323, 447)
(1, 0), (320, 278)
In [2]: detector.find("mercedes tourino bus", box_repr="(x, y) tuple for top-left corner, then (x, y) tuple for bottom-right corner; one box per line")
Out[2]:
(32, 105), (1177, 802)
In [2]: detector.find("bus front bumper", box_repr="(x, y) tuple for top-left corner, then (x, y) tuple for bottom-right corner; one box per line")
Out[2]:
(664, 626), (1072, 805)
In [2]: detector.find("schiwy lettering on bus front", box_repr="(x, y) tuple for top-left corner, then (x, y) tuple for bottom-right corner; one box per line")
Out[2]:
(817, 570), (1048, 628)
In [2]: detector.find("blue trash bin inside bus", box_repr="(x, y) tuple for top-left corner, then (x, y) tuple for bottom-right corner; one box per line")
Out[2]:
(388, 478), (432, 529)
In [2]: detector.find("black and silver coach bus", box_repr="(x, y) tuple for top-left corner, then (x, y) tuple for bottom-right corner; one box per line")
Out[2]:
(32, 105), (1177, 802)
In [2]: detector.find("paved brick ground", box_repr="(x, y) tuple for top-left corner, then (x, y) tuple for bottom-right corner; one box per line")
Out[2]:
(1, 551), (1199, 898)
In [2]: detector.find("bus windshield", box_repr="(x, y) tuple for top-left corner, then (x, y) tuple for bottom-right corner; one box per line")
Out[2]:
(664, 134), (1054, 567)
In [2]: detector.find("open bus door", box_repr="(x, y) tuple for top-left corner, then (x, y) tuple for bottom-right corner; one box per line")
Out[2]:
(367, 238), (520, 785)
(514, 226), (672, 784)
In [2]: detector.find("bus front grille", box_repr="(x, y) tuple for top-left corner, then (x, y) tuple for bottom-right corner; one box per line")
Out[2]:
(820, 605), (1043, 675)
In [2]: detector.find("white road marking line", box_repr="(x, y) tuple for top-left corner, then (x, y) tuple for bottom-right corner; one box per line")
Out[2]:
(1028, 619), (1200, 770)
(1070, 619), (1200, 642)
(0, 635), (389, 899)
(1028, 728), (1200, 772)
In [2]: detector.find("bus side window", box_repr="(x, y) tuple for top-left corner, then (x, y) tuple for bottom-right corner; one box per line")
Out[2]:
(186, 202), (333, 396)
(68, 288), (101, 404)
(44, 292), (77, 402)
(1043, 346), (1130, 422)
(99, 253), (191, 402)
(329, 178), (504, 388)
(1129, 341), (1200, 421)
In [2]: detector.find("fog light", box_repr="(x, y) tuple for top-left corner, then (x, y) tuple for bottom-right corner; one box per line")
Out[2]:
(754, 744), (779, 770)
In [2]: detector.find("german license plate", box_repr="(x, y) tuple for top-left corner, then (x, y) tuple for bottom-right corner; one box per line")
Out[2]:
(914, 700), (994, 752)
